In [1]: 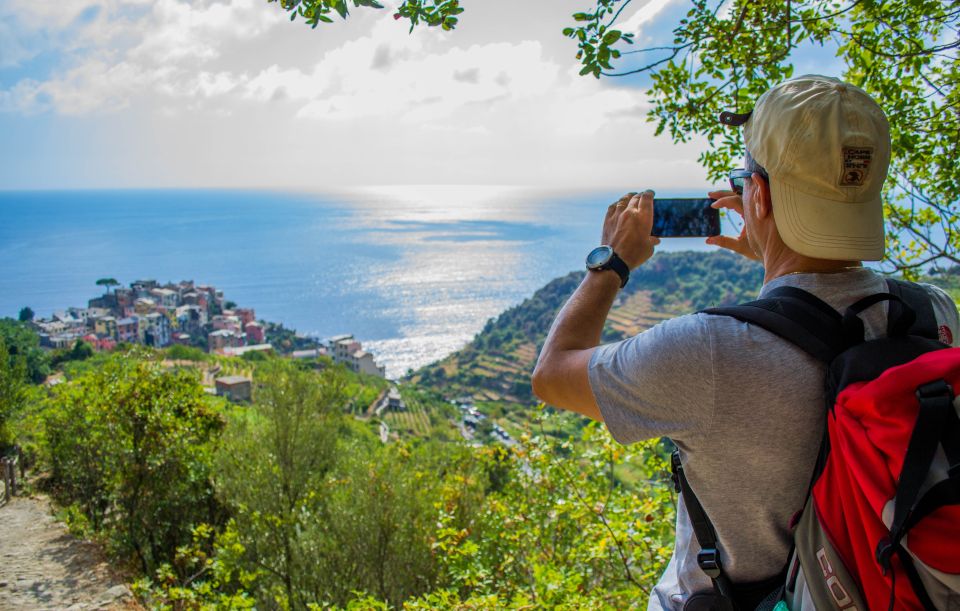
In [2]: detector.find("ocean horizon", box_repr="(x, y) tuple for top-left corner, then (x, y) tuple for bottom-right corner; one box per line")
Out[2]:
(0, 186), (719, 377)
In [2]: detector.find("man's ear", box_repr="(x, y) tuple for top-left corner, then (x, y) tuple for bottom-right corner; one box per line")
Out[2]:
(753, 173), (773, 219)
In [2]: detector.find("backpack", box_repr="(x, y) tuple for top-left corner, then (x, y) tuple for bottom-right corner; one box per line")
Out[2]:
(671, 279), (960, 611)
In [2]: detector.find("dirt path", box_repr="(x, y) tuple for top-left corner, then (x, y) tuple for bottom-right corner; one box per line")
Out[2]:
(0, 495), (138, 611)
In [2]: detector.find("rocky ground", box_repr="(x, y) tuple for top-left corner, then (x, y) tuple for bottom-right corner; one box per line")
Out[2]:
(0, 495), (139, 611)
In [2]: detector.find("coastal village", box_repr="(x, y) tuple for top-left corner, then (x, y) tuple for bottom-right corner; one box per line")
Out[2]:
(28, 278), (387, 383)
(25, 278), (516, 447)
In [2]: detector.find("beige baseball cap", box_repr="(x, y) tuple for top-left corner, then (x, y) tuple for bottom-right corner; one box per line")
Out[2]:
(720, 75), (890, 261)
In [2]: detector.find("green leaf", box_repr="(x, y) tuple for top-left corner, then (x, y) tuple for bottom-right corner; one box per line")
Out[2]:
(602, 30), (621, 45)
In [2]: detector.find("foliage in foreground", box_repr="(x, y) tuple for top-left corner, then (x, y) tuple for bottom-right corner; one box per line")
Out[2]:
(28, 349), (675, 608)
(136, 408), (676, 609)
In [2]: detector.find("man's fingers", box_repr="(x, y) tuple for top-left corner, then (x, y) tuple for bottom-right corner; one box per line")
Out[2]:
(708, 189), (735, 199)
(608, 193), (633, 208)
(607, 193), (635, 219)
(710, 195), (744, 215)
(636, 190), (654, 234)
(629, 189), (654, 210)
(710, 195), (740, 209)
(706, 235), (759, 260)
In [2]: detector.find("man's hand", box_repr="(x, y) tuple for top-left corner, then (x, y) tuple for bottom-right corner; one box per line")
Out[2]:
(704, 189), (761, 261)
(603, 190), (661, 268)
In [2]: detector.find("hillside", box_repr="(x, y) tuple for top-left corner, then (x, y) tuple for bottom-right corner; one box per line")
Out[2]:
(408, 251), (765, 417)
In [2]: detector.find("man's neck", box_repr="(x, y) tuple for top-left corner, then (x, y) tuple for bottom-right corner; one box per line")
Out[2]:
(763, 253), (863, 285)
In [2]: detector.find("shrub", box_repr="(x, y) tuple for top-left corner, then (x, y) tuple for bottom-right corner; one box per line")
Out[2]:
(41, 350), (224, 573)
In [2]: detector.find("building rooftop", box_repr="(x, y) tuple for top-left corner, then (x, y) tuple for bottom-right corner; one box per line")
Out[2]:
(215, 375), (251, 386)
(208, 329), (239, 337)
(222, 344), (273, 356)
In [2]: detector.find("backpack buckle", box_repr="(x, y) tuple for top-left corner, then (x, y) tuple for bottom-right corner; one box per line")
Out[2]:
(916, 379), (953, 402)
(697, 548), (723, 579)
(875, 537), (894, 575)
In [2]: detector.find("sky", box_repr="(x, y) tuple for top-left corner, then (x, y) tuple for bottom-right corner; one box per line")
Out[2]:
(0, 0), (845, 191)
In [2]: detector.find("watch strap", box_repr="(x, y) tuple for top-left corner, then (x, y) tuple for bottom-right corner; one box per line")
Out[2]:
(606, 252), (630, 288)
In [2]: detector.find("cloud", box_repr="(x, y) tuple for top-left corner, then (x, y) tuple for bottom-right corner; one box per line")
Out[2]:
(371, 44), (392, 71)
(0, 0), (286, 112)
(130, 0), (283, 64)
(453, 68), (480, 83)
(0, 0), (714, 189)
(618, 0), (682, 33)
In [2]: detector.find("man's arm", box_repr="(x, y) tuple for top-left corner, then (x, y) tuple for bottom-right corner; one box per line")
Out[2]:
(531, 190), (659, 420)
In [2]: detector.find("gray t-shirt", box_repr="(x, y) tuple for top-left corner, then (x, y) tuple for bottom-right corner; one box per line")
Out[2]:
(588, 268), (960, 610)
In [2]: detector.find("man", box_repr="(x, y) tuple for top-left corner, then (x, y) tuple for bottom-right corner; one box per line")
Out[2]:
(531, 74), (960, 609)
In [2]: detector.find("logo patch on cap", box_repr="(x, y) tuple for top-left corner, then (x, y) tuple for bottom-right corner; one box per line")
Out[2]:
(839, 147), (873, 186)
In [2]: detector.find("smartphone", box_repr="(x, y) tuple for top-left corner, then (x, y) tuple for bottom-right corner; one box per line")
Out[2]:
(652, 198), (720, 237)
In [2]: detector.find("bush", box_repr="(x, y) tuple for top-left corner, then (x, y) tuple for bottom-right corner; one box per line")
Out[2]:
(213, 361), (347, 608)
(0, 319), (50, 384)
(41, 350), (224, 573)
(0, 335), (28, 449)
(50, 340), (94, 368)
(166, 344), (208, 362)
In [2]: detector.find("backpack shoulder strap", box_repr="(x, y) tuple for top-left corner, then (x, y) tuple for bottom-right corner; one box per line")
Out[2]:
(885, 279), (939, 340)
(671, 450), (737, 610)
(702, 285), (846, 363)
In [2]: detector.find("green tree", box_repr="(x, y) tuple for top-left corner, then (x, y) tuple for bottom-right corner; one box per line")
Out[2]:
(18, 307), (34, 322)
(50, 340), (95, 368)
(317, 440), (460, 607)
(214, 361), (346, 608)
(0, 336), (28, 448)
(96, 277), (120, 293)
(0, 319), (50, 384)
(41, 350), (223, 573)
(275, 0), (958, 275)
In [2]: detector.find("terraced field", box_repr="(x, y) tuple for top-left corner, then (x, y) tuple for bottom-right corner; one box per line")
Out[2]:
(606, 291), (677, 337)
(382, 388), (433, 437)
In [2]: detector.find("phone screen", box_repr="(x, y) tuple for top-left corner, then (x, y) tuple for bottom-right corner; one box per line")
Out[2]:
(652, 198), (720, 237)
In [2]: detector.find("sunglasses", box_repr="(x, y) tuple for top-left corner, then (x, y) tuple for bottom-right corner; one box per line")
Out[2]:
(728, 168), (769, 195)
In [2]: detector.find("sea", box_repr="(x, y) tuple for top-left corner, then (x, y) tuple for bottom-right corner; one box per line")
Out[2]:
(0, 186), (716, 378)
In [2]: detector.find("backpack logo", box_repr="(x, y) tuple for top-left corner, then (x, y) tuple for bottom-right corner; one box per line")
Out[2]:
(817, 546), (860, 610)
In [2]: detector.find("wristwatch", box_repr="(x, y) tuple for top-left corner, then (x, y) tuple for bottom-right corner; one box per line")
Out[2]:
(585, 245), (629, 288)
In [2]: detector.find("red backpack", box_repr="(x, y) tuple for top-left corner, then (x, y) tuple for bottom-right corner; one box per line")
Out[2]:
(672, 279), (960, 610)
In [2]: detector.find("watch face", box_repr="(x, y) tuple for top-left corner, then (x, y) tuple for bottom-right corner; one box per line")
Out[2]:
(586, 245), (613, 269)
